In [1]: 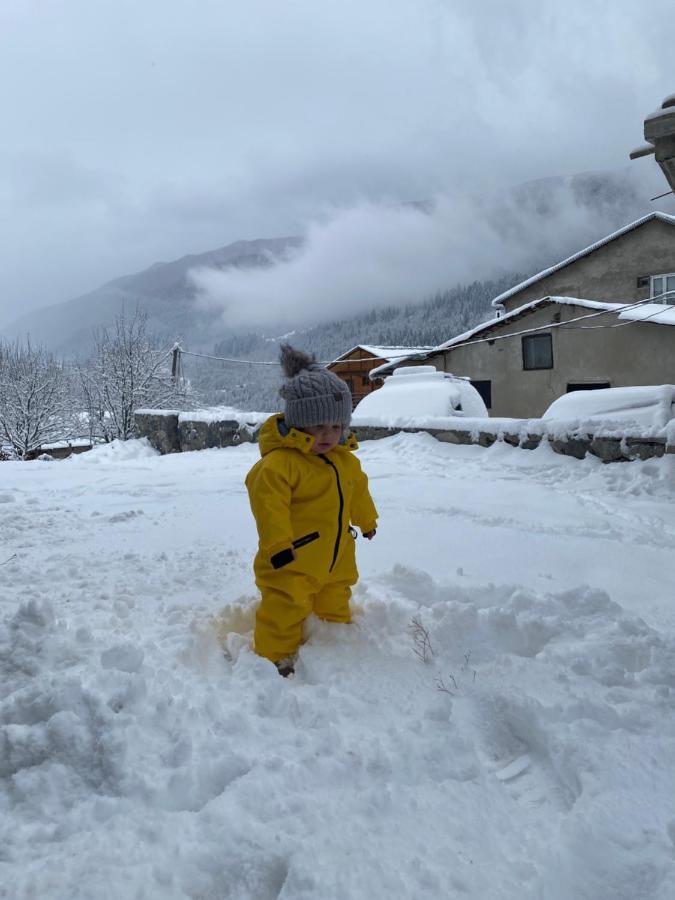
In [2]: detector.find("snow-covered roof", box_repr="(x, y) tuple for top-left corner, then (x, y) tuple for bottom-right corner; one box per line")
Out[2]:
(645, 105), (675, 124)
(491, 212), (675, 308)
(329, 344), (433, 366)
(434, 297), (621, 353)
(369, 294), (675, 378)
(618, 303), (675, 326)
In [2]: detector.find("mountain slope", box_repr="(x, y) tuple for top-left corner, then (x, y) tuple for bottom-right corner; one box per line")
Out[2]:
(1, 237), (302, 354)
(3, 167), (671, 385)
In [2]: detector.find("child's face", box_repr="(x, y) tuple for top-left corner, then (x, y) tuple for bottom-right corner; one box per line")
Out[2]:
(304, 423), (343, 454)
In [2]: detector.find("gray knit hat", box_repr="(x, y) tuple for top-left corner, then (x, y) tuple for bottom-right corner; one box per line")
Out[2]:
(279, 344), (352, 429)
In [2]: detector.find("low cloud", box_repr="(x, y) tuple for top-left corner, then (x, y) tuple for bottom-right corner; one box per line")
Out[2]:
(190, 167), (672, 330)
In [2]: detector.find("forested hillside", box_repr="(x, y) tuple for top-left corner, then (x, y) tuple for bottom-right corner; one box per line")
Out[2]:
(189, 274), (520, 410)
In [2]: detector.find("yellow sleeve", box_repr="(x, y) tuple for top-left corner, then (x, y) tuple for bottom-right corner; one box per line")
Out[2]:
(350, 460), (378, 534)
(245, 455), (295, 557)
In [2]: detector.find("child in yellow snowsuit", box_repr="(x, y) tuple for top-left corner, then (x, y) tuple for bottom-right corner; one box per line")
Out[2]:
(246, 345), (378, 676)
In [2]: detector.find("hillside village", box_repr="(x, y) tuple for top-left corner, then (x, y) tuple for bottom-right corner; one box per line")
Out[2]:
(325, 95), (675, 427)
(135, 209), (675, 464)
(130, 95), (675, 469)
(354, 211), (675, 419)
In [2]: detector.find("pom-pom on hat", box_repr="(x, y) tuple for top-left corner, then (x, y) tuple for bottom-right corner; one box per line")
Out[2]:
(279, 344), (352, 430)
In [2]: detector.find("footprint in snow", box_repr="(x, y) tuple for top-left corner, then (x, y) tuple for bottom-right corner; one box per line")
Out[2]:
(107, 509), (145, 523)
(457, 690), (581, 814)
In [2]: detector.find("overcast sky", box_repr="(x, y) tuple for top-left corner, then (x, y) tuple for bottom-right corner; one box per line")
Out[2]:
(1, 0), (674, 329)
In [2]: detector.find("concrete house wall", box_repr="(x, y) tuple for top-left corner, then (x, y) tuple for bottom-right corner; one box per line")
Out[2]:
(498, 218), (675, 314)
(431, 302), (675, 418)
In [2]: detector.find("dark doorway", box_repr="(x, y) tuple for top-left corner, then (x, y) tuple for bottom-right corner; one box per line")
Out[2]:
(471, 380), (492, 409)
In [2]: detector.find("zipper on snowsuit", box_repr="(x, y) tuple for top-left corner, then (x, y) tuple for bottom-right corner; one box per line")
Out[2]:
(320, 454), (344, 572)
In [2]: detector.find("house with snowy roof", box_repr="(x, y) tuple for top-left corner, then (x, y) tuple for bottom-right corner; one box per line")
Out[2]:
(371, 213), (675, 417)
(327, 345), (433, 407)
(372, 296), (675, 418)
(492, 212), (675, 315)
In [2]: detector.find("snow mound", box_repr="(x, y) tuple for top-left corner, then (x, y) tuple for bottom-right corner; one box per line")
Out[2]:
(69, 438), (159, 464)
(0, 600), (127, 804)
(544, 385), (675, 434)
(353, 365), (488, 425)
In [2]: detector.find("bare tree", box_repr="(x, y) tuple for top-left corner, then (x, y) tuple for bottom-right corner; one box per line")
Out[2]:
(0, 339), (77, 459)
(78, 309), (187, 442)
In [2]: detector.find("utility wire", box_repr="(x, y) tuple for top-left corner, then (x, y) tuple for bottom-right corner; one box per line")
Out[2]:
(177, 293), (675, 368)
(180, 348), (420, 367)
(415, 293), (674, 356)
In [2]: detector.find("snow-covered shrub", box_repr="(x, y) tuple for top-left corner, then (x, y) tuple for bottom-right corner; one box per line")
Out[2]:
(0, 339), (78, 459)
(77, 309), (190, 442)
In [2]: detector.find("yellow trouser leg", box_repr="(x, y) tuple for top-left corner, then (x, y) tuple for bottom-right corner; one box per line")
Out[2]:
(254, 585), (312, 662)
(312, 580), (353, 623)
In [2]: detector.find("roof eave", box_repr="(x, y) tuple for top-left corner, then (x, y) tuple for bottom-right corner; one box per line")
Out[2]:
(490, 212), (675, 308)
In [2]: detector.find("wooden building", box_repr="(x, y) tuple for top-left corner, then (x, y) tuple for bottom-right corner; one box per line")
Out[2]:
(327, 345), (432, 407)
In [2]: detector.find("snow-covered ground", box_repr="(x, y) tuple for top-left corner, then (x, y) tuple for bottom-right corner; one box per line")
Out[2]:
(2, 435), (675, 899)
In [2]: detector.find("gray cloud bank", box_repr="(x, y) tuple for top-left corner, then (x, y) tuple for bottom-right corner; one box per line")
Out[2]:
(1, 0), (674, 327)
(190, 168), (675, 330)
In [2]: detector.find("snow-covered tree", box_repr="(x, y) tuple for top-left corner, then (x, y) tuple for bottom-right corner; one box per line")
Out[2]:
(78, 309), (188, 442)
(0, 339), (77, 459)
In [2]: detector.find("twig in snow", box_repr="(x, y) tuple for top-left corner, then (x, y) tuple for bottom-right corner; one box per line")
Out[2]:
(435, 674), (458, 695)
(408, 616), (434, 663)
(461, 649), (478, 682)
(1, 554), (17, 566)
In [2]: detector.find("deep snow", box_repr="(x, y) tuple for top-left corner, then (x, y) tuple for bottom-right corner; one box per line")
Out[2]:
(2, 435), (675, 899)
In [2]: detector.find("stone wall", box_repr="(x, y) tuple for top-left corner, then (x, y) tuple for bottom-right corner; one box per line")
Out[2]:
(135, 410), (674, 463)
(351, 425), (669, 462)
(178, 417), (259, 452)
(134, 411), (181, 454)
(134, 410), (260, 454)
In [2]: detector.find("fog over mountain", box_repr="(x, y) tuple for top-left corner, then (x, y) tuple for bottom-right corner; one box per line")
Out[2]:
(1, 237), (302, 355)
(4, 167), (672, 365)
(192, 167), (672, 332)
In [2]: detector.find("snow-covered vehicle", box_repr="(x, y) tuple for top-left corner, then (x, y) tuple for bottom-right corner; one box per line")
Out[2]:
(543, 385), (675, 431)
(352, 365), (488, 423)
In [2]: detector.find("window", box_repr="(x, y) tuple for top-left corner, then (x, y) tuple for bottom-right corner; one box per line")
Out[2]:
(651, 273), (675, 303)
(470, 380), (492, 409)
(637, 275), (650, 289)
(522, 334), (553, 370)
(566, 382), (610, 393)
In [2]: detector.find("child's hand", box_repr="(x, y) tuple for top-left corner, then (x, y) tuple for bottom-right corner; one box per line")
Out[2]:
(362, 529), (376, 540)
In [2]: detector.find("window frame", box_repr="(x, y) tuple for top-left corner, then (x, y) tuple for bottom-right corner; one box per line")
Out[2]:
(650, 272), (675, 303)
(522, 333), (553, 371)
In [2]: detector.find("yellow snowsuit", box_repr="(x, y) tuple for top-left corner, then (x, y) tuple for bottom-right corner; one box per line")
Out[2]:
(246, 414), (378, 662)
